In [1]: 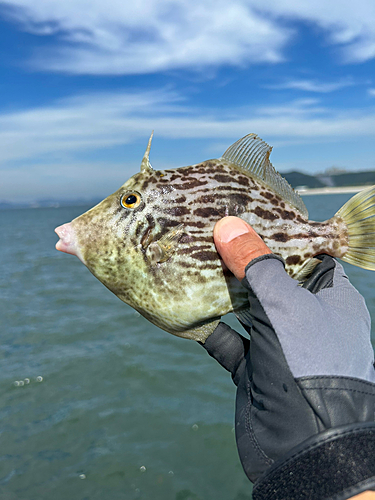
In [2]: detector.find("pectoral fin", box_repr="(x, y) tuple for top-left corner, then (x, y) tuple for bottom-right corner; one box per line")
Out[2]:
(146, 224), (184, 264)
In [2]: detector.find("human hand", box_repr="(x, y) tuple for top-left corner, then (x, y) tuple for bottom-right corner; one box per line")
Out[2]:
(203, 216), (375, 499)
(213, 216), (272, 279)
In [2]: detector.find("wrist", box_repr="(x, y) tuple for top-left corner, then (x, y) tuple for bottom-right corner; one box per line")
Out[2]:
(252, 422), (375, 500)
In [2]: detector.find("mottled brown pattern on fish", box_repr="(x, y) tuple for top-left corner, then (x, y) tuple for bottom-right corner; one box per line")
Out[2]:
(69, 155), (350, 336)
(261, 191), (274, 200)
(269, 198), (280, 206)
(276, 209), (296, 220)
(254, 206), (279, 221)
(194, 207), (226, 218)
(163, 206), (191, 216)
(190, 194), (216, 204)
(271, 232), (290, 242)
(286, 255), (302, 265)
(190, 250), (218, 261)
(169, 195), (187, 204)
(228, 193), (254, 205)
(237, 175), (250, 186)
(173, 180), (208, 190)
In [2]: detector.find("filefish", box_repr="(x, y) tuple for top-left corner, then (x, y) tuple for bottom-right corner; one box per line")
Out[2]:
(55, 133), (375, 342)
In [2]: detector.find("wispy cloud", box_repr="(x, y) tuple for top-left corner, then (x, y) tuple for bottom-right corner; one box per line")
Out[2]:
(0, 0), (289, 74)
(1, 88), (375, 202)
(1, 0), (375, 74)
(252, 0), (375, 63)
(265, 78), (355, 93)
(1, 89), (375, 167)
(368, 88), (375, 97)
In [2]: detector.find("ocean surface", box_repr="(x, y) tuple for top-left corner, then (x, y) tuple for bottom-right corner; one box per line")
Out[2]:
(1, 193), (374, 500)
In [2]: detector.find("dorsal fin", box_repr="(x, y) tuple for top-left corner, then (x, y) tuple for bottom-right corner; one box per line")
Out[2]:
(140, 131), (154, 173)
(221, 134), (308, 218)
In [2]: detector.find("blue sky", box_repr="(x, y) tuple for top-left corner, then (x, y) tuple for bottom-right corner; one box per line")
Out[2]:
(1, 0), (375, 202)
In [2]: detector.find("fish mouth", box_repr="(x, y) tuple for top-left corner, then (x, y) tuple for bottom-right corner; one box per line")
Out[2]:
(55, 222), (85, 264)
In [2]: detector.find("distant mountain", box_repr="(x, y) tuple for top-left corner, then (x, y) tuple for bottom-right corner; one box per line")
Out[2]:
(283, 170), (375, 189)
(324, 171), (375, 187)
(283, 171), (326, 189)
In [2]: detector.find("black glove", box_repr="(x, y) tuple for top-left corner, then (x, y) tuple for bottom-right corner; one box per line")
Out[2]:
(202, 254), (375, 500)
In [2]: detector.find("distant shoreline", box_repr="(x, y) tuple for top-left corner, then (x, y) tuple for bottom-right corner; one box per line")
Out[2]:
(297, 185), (369, 196)
(1, 185), (374, 210)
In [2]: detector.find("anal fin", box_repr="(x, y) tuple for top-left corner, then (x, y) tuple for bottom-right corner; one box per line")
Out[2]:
(295, 258), (320, 282)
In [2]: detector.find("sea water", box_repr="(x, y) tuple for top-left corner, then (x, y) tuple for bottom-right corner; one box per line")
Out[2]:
(0, 194), (374, 500)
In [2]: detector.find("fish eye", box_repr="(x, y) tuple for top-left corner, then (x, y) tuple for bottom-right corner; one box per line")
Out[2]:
(120, 192), (142, 210)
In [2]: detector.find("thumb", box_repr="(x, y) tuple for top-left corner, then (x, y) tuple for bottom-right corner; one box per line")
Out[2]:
(214, 216), (272, 280)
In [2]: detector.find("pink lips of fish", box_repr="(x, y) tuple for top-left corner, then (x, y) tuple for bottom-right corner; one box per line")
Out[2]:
(55, 223), (85, 264)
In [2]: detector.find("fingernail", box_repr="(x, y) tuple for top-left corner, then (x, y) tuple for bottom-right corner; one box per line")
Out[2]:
(217, 218), (250, 243)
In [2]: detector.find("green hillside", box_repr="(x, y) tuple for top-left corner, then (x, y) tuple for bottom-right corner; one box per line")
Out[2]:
(283, 170), (375, 189)
(329, 171), (375, 187)
(283, 171), (325, 189)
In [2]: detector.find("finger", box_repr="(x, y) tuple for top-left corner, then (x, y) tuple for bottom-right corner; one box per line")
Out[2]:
(214, 216), (272, 280)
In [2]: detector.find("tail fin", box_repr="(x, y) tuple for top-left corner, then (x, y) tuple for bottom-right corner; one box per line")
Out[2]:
(336, 186), (375, 270)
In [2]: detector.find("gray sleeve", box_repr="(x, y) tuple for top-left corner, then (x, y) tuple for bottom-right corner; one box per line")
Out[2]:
(203, 254), (375, 482)
(244, 256), (375, 382)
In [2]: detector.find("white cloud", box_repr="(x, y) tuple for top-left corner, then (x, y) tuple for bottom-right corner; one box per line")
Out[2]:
(251, 0), (375, 63)
(0, 0), (289, 74)
(368, 88), (375, 96)
(2, 0), (375, 74)
(1, 89), (375, 168)
(0, 89), (186, 163)
(265, 78), (355, 93)
(1, 89), (375, 202)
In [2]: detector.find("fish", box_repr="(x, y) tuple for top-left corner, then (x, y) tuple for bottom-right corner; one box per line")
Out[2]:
(55, 133), (375, 342)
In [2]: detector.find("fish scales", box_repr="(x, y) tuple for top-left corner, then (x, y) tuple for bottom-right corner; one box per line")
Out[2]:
(122, 160), (346, 278)
(55, 133), (375, 342)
